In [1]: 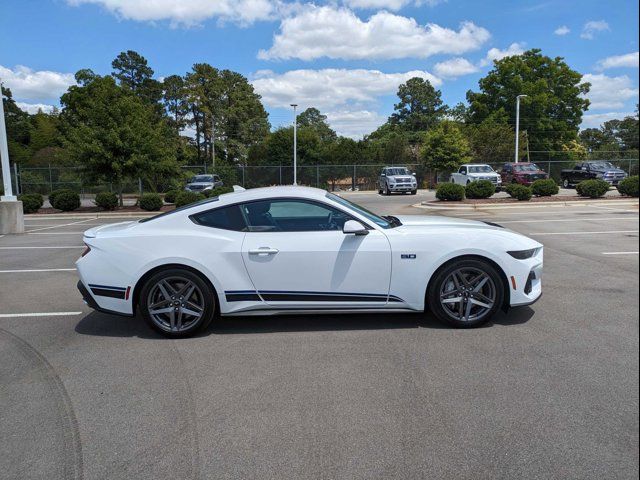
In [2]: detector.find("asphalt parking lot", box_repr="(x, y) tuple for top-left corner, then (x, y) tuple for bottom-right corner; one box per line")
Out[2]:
(1, 194), (638, 480)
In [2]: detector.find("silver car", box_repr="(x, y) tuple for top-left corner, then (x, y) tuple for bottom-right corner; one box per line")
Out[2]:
(378, 167), (418, 195)
(185, 174), (223, 193)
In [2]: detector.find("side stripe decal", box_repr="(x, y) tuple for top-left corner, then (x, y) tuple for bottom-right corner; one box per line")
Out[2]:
(224, 290), (404, 303)
(89, 284), (127, 299)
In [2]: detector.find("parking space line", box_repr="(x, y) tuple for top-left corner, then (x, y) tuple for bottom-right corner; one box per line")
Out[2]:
(500, 217), (639, 224)
(0, 268), (77, 273)
(26, 218), (95, 233)
(0, 246), (84, 249)
(27, 232), (86, 235)
(602, 251), (639, 255)
(0, 311), (83, 318)
(530, 230), (639, 236)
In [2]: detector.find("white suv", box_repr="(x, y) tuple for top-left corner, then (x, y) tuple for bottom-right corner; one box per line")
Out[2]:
(378, 167), (418, 195)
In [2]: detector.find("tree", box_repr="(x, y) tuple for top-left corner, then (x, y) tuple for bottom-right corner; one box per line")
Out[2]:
(60, 74), (178, 204)
(297, 107), (336, 142)
(464, 114), (525, 164)
(389, 77), (447, 133)
(162, 75), (188, 133)
(321, 137), (361, 189)
(420, 121), (472, 173)
(1, 86), (31, 164)
(111, 50), (162, 107)
(467, 49), (590, 159)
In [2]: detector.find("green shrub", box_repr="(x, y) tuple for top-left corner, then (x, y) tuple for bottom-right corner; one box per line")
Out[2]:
(139, 193), (163, 211)
(163, 189), (179, 204)
(576, 179), (609, 198)
(94, 191), (118, 210)
(617, 175), (639, 197)
(505, 184), (532, 201)
(465, 180), (495, 199)
(48, 188), (75, 207)
(436, 182), (465, 201)
(175, 191), (206, 208)
(18, 193), (44, 213)
(206, 186), (234, 197)
(531, 179), (559, 197)
(52, 191), (81, 211)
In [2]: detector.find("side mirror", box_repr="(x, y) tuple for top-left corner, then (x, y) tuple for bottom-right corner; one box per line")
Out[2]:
(380, 173), (386, 177)
(343, 220), (368, 236)
(412, 172), (416, 176)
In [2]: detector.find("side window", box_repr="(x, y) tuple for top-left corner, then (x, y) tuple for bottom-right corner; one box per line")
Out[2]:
(460, 166), (467, 174)
(504, 164), (511, 173)
(191, 205), (246, 231)
(241, 199), (354, 232)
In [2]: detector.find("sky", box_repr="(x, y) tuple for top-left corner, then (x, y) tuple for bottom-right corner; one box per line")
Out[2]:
(0, 0), (638, 138)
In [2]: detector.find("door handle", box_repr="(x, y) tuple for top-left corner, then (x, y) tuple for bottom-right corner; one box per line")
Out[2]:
(248, 247), (279, 256)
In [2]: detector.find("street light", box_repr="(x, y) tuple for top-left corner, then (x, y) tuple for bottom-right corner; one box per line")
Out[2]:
(290, 103), (298, 185)
(514, 94), (527, 163)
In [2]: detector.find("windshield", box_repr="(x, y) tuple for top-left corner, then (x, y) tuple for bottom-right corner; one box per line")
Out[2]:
(386, 168), (410, 176)
(468, 165), (494, 173)
(590, 162), (616, 170)
(326, 192), (392, 229)
(514, 164), (541, 172)
(190, 175), (213, 183)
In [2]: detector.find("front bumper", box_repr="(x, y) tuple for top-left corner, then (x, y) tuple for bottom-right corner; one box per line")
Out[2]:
(388, 184), (417, 191)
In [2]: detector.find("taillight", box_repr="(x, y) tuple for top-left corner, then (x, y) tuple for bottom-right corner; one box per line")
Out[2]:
(81, 244), (91, 257)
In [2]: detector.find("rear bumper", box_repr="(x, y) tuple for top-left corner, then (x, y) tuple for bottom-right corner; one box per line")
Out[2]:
(77, 281), (133, 317)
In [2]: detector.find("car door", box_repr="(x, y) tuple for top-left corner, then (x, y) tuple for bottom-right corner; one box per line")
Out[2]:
(240, 198), (392, 308)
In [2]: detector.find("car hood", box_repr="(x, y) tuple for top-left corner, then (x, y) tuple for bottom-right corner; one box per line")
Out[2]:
(469, 172), (500, 177)
(187, 182), (213, 187)
(388, 176), (415, 181)
(599, 168), (626, 174)
(394, 215), (498, 229)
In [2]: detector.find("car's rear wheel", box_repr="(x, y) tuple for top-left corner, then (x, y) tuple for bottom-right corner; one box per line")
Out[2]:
(427, 258), (504, 328)
(140, 268), (215, 337)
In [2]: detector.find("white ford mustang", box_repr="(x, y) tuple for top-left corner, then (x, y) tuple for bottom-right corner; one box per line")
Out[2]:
(77, 186), (543, 337)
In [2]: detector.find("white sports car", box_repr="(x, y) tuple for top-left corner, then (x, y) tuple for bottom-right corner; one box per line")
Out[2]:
(77, 186), (543, 337)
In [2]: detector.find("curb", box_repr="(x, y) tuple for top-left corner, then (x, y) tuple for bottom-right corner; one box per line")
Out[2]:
(25, 212), (158, 219)
(416, 199), (640, 210)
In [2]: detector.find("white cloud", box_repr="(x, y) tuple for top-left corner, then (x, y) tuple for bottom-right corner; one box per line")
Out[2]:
(252, 68), (441, 110)
(15, 102), (56, 114)
(596, 51), (639, 70)
(325, 110), (386, 138)
(342, 0), (445, 10)
(583, 73), (639, 110)
(433, 57), (478, 79)
(66, 0), (278, 27)
(581, 111), (635, 129)
(0, 65), (75, 101)
(580, 20), (609, 40)
(258, 6), (490, 60)
(479, 42), (525, 67)
(554, 25), (570, 36)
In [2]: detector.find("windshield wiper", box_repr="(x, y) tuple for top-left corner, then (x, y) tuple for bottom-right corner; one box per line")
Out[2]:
(383, 215), (403, 227)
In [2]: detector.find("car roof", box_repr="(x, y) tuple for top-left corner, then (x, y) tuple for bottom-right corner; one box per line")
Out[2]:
(461, 164), (491, 167)
(214, 185), (330, 206)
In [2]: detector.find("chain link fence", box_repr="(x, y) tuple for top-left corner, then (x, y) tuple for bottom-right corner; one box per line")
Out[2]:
(3, 157), (638, 196)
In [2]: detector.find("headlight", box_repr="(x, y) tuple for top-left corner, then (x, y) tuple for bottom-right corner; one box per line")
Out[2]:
(507, 248), (540, 259)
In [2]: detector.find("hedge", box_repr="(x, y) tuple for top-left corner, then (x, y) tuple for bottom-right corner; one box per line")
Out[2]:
(18, 193), (44, 213)
(465, 180), (495, 199)
(175, 191), (206, 208)
(205, 186), (234, 198)
(576, 179), (609, 198)
(48, 188), (75, 208)
(139, 193), (163, 211)
(505, 184), (532, 201)
(436, 182), (465, 201)
(163, 189), (179, 204)
(617, 175), (639, 197)
(531, 179), (559, 197)
(52, 191), (81, 211)
(94, 191), (118, 210)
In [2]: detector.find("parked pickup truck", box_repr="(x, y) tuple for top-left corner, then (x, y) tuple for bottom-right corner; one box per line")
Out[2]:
(450, 164), (502, 191)
(560, 161), (628, 188)
(500, 162), (549, 186)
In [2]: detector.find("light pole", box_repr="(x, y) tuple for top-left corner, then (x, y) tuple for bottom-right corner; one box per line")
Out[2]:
(290, 103), (297, 185)
(514, 94), (527, 163)
(0, 82), (24, 234)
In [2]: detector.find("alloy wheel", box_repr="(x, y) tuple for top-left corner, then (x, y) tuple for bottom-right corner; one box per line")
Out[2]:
(146, 276), (206, 333)
(439, 267), (497, 322)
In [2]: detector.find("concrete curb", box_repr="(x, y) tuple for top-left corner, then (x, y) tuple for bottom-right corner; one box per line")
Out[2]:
(416, 199), (640, 210)
(25, 212), (158, 219)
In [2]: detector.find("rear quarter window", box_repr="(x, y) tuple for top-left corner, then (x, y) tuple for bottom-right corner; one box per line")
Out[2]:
(190, 205), (246, 231)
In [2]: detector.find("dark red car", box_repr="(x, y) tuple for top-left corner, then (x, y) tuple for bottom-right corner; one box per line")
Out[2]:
(500, 163), (549, 186)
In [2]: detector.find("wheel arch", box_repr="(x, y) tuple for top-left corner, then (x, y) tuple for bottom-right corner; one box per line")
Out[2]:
(131, 263), (220, 315)
(425, 254), (511, 312)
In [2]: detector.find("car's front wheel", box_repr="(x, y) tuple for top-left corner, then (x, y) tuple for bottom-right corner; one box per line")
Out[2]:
(427, 258), (504, 328)
(562, 178), (570, 188)
(139, 268), (215, 337)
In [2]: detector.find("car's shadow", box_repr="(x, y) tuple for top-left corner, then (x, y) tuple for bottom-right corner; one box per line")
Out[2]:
(75, 308), (534, 339)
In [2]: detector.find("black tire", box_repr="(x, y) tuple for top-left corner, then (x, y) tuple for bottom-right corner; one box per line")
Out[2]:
(427, 258), (504, 328)
(411, 189), (417, 195)
(378, 188), (383, 194)
(139, 268), (215, 338)
(562, 178), (570, 188)
(385, 184), (391, 195)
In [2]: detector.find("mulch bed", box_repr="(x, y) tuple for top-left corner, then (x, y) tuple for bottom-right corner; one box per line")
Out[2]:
(32, 205), (175, 214)
(428, 195), (635, 205)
